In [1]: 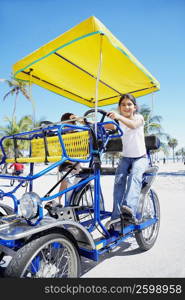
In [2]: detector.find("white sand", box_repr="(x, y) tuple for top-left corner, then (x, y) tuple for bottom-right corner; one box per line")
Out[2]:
(0, 161), (185, 277)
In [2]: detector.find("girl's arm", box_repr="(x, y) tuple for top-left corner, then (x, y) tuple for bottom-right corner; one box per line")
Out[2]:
(107, 112), (143, 129)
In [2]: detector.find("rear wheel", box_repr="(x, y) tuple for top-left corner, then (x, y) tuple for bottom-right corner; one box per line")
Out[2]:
(71, 183), (104, 224)
(72, 183), (104, 209)
(72, 183), (94, 207)
(135, 189), (160, 251)
(71, 183), (95, 223)
(5, 233), (81, 278)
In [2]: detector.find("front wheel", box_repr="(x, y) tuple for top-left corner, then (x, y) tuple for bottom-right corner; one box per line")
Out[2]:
(0, 204), (14, 265)
(5, 232), (81, 278)
(135, 189), (160, 251)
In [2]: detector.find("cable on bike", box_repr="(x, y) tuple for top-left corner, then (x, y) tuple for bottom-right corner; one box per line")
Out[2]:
(43, 162), (79, 198)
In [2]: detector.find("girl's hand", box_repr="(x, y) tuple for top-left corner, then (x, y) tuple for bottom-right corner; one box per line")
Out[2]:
(107, 111), (120, 121)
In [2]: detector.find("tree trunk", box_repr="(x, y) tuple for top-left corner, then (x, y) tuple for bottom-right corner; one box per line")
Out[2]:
(173, 148), (175, 162)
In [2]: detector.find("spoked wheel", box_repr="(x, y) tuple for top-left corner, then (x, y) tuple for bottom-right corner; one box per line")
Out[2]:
(71, 183), (95, 223)
(0, 204), (14, 268)
(135, 189), (160, 251)
(72, 183), (104, 209)
(72, 183), (94, 207)
(5, 233), (81, 278)
(71, 183), (104, 223)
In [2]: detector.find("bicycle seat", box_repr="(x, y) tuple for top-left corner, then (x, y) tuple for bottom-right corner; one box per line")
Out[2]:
(79, 167), (116, 175)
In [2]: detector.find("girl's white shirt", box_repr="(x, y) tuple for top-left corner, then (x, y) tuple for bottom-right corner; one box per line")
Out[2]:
(119, 113), (146, 158)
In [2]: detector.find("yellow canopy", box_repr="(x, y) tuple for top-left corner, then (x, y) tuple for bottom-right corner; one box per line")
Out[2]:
(13, 16), (160, 107)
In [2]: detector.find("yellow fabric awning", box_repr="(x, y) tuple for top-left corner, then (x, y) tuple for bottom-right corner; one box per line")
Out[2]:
(13, 16), (160, 107)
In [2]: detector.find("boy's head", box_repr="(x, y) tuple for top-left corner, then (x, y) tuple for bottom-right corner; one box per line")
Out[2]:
(61, 113), (76, 124)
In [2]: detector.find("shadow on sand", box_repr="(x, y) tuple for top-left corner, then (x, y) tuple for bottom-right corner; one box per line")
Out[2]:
(158, 170), (185, 177)
(81, 238), (142, 277)
(0, 239), (145, 278)
(0, 184), (10, 188)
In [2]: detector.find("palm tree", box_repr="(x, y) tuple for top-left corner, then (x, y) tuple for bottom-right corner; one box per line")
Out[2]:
(178, 147), (185, 162)
(139, 104), (171, 161)
(159, 142), (170, 159)
(2, 76), (36, 125)
(168, 138), (178, 162)
(2, 77), (30, 118)
(0, 115), (33, 157)
(139, 104), (166, 137)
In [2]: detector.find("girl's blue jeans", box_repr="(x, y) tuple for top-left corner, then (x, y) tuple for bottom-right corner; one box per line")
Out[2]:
(111, 156), (148, 220)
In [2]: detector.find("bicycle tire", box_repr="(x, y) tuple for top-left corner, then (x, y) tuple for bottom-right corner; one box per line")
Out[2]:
(135, 189), (160, 251)
(5, 233), (81, 278)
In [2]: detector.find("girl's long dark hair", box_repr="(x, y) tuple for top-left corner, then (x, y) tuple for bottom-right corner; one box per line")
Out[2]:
(118, 93), (138, 112)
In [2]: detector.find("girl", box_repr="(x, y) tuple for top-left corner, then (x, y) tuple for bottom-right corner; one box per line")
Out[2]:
(107, 93), (148, 223)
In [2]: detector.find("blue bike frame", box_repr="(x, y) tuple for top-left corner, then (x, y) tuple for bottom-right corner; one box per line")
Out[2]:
(0, 120), (122, 228)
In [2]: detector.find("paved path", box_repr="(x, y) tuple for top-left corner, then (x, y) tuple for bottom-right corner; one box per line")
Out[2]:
(0, 162), (185, 277)
(82, 162), (185, 277)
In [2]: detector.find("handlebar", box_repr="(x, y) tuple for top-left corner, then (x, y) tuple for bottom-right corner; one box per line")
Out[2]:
(83, 108), (107, 125)
(83, 108), (122, 137)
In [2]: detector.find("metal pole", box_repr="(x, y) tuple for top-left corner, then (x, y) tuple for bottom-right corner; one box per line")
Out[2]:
(29, 69), (36, 127)
(151, 92), (154, 116)
(95, 34), (103, 136)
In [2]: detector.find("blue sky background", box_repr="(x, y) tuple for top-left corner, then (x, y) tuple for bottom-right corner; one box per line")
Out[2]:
(1, 0), (185, 150)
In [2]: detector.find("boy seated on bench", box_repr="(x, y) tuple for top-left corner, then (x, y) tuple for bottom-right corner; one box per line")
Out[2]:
(45, 113), (82, 209)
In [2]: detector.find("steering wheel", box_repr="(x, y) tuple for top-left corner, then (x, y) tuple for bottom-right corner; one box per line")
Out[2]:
(83, 108), (120, 136)
(83, 109), (107, 125)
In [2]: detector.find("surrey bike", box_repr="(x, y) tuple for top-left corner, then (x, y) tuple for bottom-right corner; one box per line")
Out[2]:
(0, 108), (160, 277)
(0, 16), (161, 277)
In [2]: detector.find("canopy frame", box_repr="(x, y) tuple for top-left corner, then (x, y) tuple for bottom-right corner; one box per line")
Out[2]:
(13, 16), (160, 109)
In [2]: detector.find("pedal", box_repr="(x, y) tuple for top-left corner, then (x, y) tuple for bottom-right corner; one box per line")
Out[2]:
(46, 205), (63, 218)
(105, 217), (121, 230)
(121, 206), (138, 225)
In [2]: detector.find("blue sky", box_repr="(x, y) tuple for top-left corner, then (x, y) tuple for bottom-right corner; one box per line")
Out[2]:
(1, 0), (185, 150)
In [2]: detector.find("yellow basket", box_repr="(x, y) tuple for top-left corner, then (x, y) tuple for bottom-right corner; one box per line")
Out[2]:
(6, 130), (90, 163)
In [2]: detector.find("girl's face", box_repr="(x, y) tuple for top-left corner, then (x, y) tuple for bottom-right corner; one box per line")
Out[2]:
(119, 98), (136, 118)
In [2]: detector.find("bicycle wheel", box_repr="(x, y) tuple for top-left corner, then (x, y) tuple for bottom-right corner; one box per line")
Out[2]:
(0, 204), (14, 265)
(71, 183), (105, 224)
(72, 183), (104, 209)
(72, 183), (94, 207)
(70, 184), (94, 223)
(135, 189), (160, 251)
(5, 233), (81, 278)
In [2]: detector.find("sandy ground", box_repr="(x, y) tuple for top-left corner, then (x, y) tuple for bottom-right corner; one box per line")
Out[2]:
(81, 161), (185, 278)
(0, 161), (185, 277)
